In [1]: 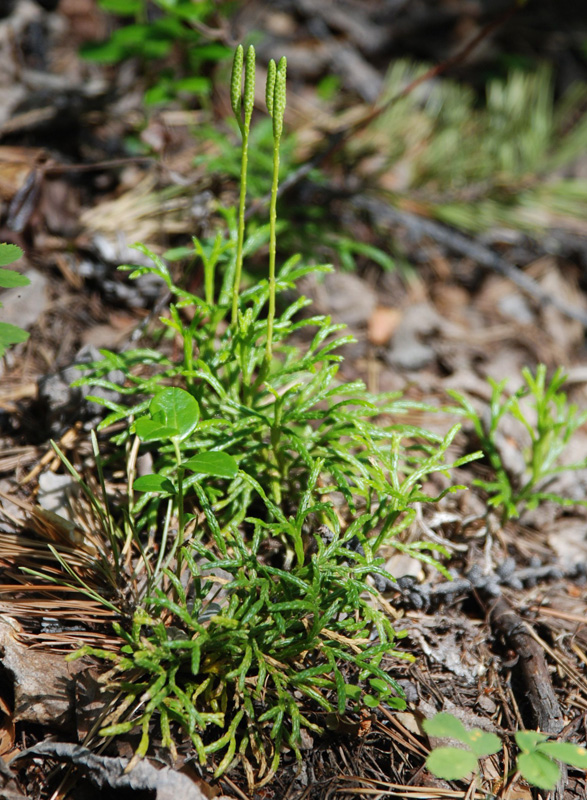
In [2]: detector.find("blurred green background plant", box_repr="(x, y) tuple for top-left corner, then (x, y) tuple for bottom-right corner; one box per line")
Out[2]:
(81, 0), (233, 105)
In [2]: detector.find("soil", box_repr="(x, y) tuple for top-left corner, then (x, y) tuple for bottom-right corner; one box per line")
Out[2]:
(1, 2), (587, 799)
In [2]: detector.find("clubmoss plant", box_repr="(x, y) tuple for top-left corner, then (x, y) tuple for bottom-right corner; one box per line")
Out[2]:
(448, 365), (587, 522)
(69, 46), (481, 782)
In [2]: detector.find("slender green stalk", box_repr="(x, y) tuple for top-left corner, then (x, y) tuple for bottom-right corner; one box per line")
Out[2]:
(265, 56), (287, 363)
(173, 439), (185, 582)
(231, 45), (255, 325)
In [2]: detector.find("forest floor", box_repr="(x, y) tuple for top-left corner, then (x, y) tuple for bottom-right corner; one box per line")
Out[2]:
(0, 2), (587, 799)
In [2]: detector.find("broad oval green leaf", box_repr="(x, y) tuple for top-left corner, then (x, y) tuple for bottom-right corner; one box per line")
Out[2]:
(0, 243), (23, 267)
(467, 728), (501, 758)
(422, 712), (469, 744)
(517, 751), (560, 791)
(362, 694), (380, 709)
(385, 695), (406, 710)
(345, 685), (362, 700)
(183, 452), (238, 479)
(150, 388), (199, 440)
(369, 678), (391, 695)
(134, 417), (179, 442)
(133, 474), (175, 494)
(0, 267), (29, 288)
(538, 741), (587, 768)
(515, 730), (549, 753)
(426, 747), (478, 780)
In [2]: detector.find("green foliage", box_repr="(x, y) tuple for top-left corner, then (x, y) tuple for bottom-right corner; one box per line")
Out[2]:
(68, 47), (481, 778)
(448, 365), (587, 522)
(516, 733), (587, 790)
(424, 712), (587, 791)
(423, 712), (500, 780)
(0, 244), (30, 357)
(81, 0), (231, 105)
(373, 62), (587, 232)
(194, 118), (299, 201)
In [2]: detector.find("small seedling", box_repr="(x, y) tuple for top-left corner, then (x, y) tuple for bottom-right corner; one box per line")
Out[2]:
(514, 730), (587, 791)
(424, 712), (587, 791)
(0, 243), (30, 357)
(448, 365), (587, 521)
(423, 712), (501, 780)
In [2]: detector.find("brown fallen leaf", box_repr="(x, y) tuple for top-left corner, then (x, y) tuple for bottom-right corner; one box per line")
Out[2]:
(0, 617), (83, 730)
(368, 306), (402, 345)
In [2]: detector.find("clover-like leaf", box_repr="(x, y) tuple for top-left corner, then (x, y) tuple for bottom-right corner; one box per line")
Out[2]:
(538, 741), (587, 769)
(515, 730), (549, 752)
(422, 712), (470, 745)
(466, 728), (501, 758)
(517, 751), (560, 791)
(426, 747), (479, 780)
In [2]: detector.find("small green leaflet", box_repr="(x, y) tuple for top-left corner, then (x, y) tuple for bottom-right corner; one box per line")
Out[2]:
(517, 752), (560, 791)
(426, 747), (479, 780)
(183, 452), (238, 478)
(150, 388), (199, 440)
(134, 418), (179, 441)
(0, 268), (29, 288)
(134, 388), (200, 442)
(0, 322), (29, 356)
(0, 243), (24, 268)
(133, 474), (175, 494)
(538, 741), (587, 769)
(423, 712), (500, 757)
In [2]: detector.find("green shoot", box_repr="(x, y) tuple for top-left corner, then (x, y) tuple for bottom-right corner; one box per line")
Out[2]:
(230, 44), (256, 326)
(425, 712), (587, 792)
(448, 364), (587, 522)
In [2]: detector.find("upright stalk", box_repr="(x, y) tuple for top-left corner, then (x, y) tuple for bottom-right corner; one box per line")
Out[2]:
(230, 45), (256, 326)
(265, 56), (287, 364)
(173, 439), (185, 583)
